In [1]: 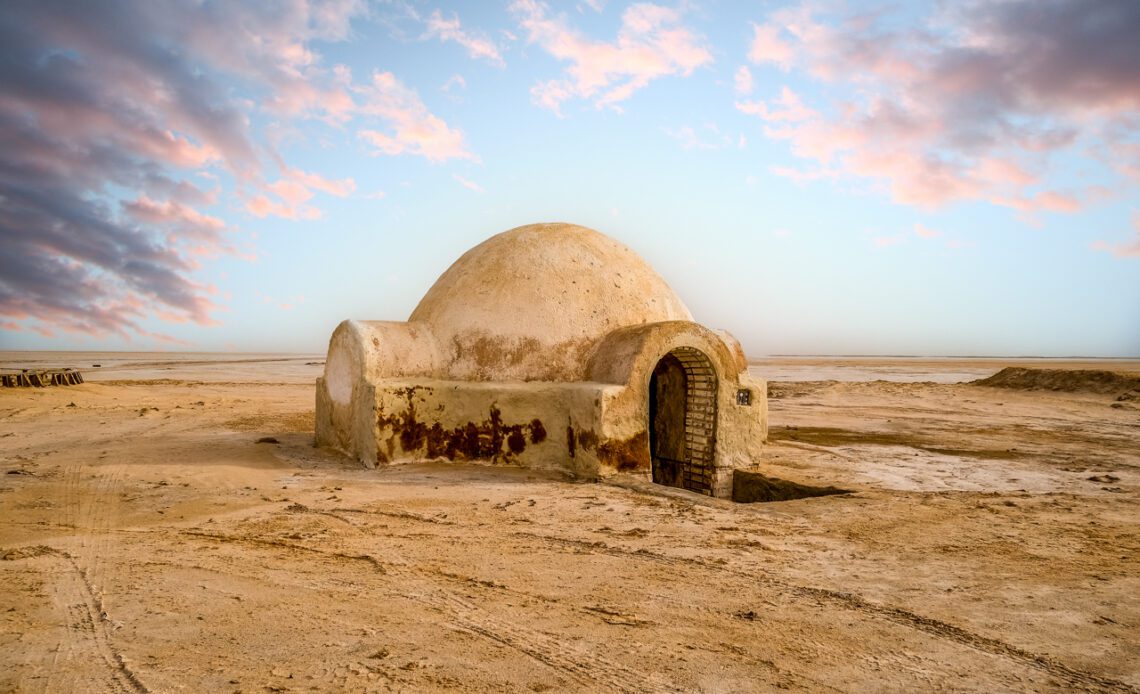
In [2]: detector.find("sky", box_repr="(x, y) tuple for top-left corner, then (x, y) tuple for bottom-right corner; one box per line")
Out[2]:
(1, 0), (1138, 357)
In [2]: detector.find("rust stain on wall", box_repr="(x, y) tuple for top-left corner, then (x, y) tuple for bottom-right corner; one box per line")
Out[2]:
(377, 387), (546, 463)
(575, 428), (599, 452)
(597, 430), (650, 471)
(450, 334), (597, 381)
(507, 427), (526, 454)
(565, 427), (650, 471)
(529, 419), (547, 444)
(456, 335), (543, 373)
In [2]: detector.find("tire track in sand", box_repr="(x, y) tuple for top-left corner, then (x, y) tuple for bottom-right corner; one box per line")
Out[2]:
(12, 546), (148, 693)
(510, 531), (1137, 694)
(37, 445), (143, 693)
(182, 529), (680, 693)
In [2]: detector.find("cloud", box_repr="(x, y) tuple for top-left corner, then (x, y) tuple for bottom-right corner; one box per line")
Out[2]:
(0, 0), (384, 340)
(452, 174), (486, 193)
(123, 196), (225, 238)
(733, 65), (754, 95)
(358, 71), (478, 162)
(442, 74), (468, 93)
(735, 86), (815, 122)
(246, 167), (355, 220)
(748, 22), (794, 69)
(246, 168), (354, 220)
(740, 0), (1140, 212)
(1092, 211), (1140, 258)
(662, 123), (733, 150)
(288, 168), (356, 197)
(424, 10), (505, 66)
(511, 0), (712, 114)
(914, 223), (941, 239)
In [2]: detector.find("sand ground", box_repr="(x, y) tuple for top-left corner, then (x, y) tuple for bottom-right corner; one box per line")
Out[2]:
(1, 354), (1138, 693)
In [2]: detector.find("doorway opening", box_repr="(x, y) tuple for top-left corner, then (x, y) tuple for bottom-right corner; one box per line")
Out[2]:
(649, 347), (718, 494)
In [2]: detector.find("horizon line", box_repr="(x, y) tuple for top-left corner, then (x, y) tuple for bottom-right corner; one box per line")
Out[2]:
(2, 349), (1139, 361)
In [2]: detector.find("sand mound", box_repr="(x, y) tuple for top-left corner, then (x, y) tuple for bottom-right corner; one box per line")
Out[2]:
(972, 367), (1140, 395)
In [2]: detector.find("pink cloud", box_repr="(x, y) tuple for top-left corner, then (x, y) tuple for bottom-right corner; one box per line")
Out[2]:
(987, 190), (1084, 227)
(914, 223), (941, 239)
(1092, 211), (1140, 258)
(145, 330), (193, 347)
(1115, 238), (1140, 258)
(511, 0), (712, 114)
(0, 0), (387, 341)
(357, 71), (477, 162)
(733, 65), (753, 95)
(748, 22), (794, 69)
(2, 1), (492, 342)
(1036, 191), (1081, 213)
(160, 2), (368, 127)
(739, 1), (1140, 215)
(124, 196), (225, 237)
(424, 10), (505, 66)
(975, 158), (1036, 187)
(244, 167), (355, 220)
(735, 86), (815, 123)
(246, 194), (319, 221)
(287, 168), (355, 197)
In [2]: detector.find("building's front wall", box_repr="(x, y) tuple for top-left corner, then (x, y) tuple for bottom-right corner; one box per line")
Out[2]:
(369, 379), (618, 479)
(315, 318), (768, 497)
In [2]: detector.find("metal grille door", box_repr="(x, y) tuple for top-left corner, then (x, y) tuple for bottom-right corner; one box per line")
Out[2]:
(672, 347), (718, 495)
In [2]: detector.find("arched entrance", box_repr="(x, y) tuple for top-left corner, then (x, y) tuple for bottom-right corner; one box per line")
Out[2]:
(649, 347), (718, 494)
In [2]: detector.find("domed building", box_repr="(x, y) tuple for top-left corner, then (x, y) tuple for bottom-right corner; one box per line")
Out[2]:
(315, 222), (767, 498)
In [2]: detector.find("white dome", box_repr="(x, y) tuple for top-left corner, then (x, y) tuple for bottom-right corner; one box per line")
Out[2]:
(409, 222), (692, 381)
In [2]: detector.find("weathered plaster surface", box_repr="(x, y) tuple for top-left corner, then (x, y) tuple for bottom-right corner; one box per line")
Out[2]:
(409, 223), (692, 382)
(370, 380), (616, 479)
(317, 320), (441, 464)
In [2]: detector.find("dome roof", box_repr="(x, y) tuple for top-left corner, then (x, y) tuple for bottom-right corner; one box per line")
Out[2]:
(410, 222), (692, 381)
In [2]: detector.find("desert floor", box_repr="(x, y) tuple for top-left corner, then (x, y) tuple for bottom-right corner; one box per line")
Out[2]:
(1, 353), (1138, 693)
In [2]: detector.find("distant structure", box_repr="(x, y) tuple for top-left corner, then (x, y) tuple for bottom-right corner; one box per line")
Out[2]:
(1, 368), (83, 387)
(316, 222), (767, 497)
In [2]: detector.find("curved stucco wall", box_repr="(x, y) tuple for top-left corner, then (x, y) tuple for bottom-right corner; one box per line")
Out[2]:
(316, 320), (443, 461)
(586, 321), (742, 388)
(409, 222), (692, 382)
(324, 320), (442, 400)
(580, 320), (767, 474)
